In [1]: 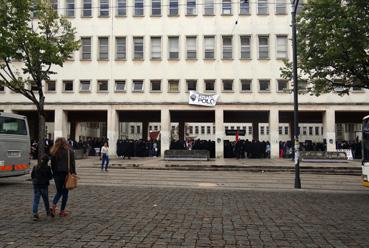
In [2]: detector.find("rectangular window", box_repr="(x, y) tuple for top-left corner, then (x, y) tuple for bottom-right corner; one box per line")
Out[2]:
(258, 36), (269, 59)
(135, 0), (144, 16)
(240, 0), (250, 14)
(187, 0), (196, 15)
(130, 126), (135, 134)
(284, 126), (289, 135)
(279, 126), (283, 135)
(267, 126), (269, 135)
(154, 125), (158, 131)
(186, 36), (197, 59)
(66, 0), (75, 17)
(207, 126), (211, 134)
(98, 37), (109, 60)
(204, 0), (214, 15)
(98, 80), (108, 91)
(259, 80), (270, 91)
(80, 80), (91, 91)
(100, 0), (109, 16)
(115, 37), (126, 60)
(241, 79), (251, 91)
(82, 0), (92, 17)
(168, 80), (179, 92)
(315, 126), (319, 135)
(81, 37), (92, 60)
(133, 80), (144, 92)
(258, 0), (268, 15)
(117, 0), (127, 16)
(133, 37), (144, 59)
(151, 80), (161, 91)
(45, 81), (55, 92)
(169, 0), (178, 15)
(137, 125), (141, 134)
(152, 0), (161, 15)
(276, 35), (288, 59)
(204, 36), (215, 59)
(276, 0), (287, 15)
(115, 80), (126, 91)
(168, 37), (179, 59)
(189, 126), (193, 134)
(248, 126), (252, 135)
(309, 126), (313, 135)
(187, 80), (197, 91)
(277, 80), (288, 92)
(222, 0), (232, 15)
(240, 36), (251, 59)
(195, 126), (199, 134)
(303, 127), (307, 135)
(151, 37), (161, 59)
(201, 126), (205, 134)
(260, 126), (265, 135)
(222, 36), (232, 59)
(205, 80), (215, 91)
(63, 80), (73, 92)
(51, 0), (58, 11)
(223, 80), (233, 91)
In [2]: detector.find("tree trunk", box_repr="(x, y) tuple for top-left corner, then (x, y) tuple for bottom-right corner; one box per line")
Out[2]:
(37, 109), (46, 165)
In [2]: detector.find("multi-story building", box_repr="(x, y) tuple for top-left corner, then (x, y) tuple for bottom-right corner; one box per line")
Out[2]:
(1, 0), (368, 158)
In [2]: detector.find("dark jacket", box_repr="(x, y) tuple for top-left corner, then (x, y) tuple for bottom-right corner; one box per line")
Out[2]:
(31, 164), (53, 186)
(51, 149), (76, 175)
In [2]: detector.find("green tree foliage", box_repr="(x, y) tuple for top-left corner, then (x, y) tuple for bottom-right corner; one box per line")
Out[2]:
(0, 0), (79, 161)
(281, 0), (369, 95)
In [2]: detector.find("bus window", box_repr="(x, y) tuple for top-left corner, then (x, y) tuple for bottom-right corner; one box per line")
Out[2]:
(0, 116), (28, 135)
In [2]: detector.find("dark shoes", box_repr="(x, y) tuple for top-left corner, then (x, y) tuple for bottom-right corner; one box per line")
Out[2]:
(33, 214), (39, 221)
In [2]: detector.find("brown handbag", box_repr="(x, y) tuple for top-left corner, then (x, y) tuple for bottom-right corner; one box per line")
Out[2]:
(65, 150), (78, 190)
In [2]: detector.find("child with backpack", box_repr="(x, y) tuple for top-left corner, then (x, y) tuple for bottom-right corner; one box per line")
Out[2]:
(31, 154), (54, 220)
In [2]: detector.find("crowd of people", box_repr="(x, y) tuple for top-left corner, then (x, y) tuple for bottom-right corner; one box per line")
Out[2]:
(116, 139), (160, 158)
(224, 140), (271, 159)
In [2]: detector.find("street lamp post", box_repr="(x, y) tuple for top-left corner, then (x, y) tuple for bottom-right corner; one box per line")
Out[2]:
(291, 0), (301, 189)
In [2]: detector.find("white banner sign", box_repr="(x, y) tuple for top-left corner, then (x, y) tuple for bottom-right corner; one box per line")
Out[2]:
(189, 91), (219, 107)
(336, 149), (354, 160)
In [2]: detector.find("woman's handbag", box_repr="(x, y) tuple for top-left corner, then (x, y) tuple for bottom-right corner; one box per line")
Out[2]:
(65, 150), (78, 190)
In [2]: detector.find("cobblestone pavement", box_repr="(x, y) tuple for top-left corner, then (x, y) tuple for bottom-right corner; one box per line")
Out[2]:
(1, 179), (369, 248)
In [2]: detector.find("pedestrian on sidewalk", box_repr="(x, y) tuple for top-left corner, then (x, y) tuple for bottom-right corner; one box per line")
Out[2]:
(50, 137), (76, 217)
(100, 142), (109, 172)
(31, 154), (54, 221)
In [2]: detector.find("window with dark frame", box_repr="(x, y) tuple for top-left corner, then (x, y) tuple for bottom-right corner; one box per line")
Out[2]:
(135, 0), (144, 16)
(98, 37), (109, 60)
(99, 0), (109, 16)
(222, 36), (232, 59)
(115, 80), (126, 91)
(204, 0), (214, 15)
(46, 81), (56, 92)
(133, 80), (144, 92)
(241, 79), (251, 91)
(259, 80), (270, 91)
(240, 36), (251, 59)
(82, 0), (92, 17)
(133, 37), (144, 59)
(66, 0), (75, 17)
(222, 0), (232, 15)
(169, 0), (179, 15)
(117, 0), (127, 16)
(205, 80), (215, 91)
(223, 80), (233, 91)
(151, 80), (161, 91)
(98, 80), (108, 91)
(116, 37), (126, 60)
(80, 80), (91, 91)
(187, 80), (197, 91)
(152, 0), (161, 16)
(81, 37), (92, 60)
(277, 80), (288, 92)
(63, 80), (73, 92)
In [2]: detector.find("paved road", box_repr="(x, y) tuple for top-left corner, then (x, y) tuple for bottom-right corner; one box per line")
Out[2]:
(1, 170), (369, 247)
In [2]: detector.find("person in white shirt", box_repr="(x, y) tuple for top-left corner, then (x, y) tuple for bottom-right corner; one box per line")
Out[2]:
(100, 142), (109, 172)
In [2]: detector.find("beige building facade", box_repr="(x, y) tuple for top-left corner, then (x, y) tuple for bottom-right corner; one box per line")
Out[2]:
(1, 0), (368, 158)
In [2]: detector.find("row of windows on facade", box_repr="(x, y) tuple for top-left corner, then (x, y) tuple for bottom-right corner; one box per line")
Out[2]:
(47, 0), (289, 18)
(31, 79), (293, 93)
(130, 124), (325, 136)
(78, 35), (288, 61)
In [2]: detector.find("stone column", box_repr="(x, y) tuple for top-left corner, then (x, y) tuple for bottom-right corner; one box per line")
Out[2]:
(269, 109), (279, 158)
(252, 122), (259, 141)
(323, 109), (336, 152)
(54, 108), (68, 139)
(215, 109), (224, 158)
(107, 107), (119, 156)
(160, 108), (171, 157)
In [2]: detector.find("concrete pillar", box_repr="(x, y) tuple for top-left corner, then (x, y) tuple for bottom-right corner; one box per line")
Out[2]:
(269, 109), (279, 158)
(107, 107), (119, 156)
(160, 108), (171, 157)
(215, 109), (224, 158)
(54, 108), (68, 139)
(252, 122), (259, 141)
(178, 121), (185, 141)
(323, 109), (336, 152)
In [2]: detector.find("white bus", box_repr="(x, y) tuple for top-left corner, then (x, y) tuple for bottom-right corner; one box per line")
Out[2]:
(0, 112), (31, 178)
(362, 115), (369, 187)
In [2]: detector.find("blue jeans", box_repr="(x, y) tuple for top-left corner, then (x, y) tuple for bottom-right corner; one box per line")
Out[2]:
(101, 154), (109, 170)
(53, 173), (69, 211)
(32, 186), (50, 215)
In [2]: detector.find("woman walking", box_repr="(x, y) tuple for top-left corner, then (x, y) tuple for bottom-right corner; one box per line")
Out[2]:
(50, 137), (76, 217)
(100, 142), (109, 172)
